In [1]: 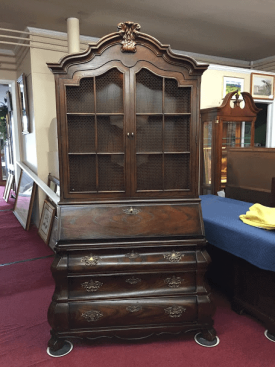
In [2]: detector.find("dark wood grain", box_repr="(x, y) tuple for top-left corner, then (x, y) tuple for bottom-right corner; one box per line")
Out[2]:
(69, 297), (198, 329)
(60, 202), (203, 240)
(226, 147), (275, 206)
(47, 22), (216, 351)
(68, 271), (197, 300)
(67, 248), (197, 273)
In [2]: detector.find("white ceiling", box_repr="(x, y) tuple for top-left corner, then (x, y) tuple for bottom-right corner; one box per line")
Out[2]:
(1, 0), (275, 61)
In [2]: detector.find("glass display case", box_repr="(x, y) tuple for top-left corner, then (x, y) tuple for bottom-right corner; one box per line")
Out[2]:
(200, 91), (261, 195)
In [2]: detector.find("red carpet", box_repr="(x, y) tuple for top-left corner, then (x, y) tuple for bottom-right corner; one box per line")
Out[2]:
(0, 185), (274, 367)
(0, 187), (16, 210)
(0, 185), (53, 264)
(0, 216), (53, 264)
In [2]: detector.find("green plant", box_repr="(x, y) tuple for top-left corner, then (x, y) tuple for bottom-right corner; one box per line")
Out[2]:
(0, 103), (8, 149)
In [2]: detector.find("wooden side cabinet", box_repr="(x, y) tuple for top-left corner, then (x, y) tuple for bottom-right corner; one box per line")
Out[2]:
(46, 21), (218, 356)
(200, 91), (261, 195)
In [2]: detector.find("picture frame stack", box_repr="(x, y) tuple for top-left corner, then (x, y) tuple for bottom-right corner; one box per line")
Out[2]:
(13, 169), (37, 230)
(38, 173), (60, 250)
(38, 200), (56, 245)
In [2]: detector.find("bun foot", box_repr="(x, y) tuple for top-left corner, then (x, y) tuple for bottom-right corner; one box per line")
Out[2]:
(194, 328), (220, 347)
(47, 334), (73, 357)
(231, 301), (245, 315)
(264, 330), (275, 342)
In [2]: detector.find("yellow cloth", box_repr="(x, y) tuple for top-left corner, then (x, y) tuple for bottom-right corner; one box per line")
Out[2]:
(239, 204), (275, 230)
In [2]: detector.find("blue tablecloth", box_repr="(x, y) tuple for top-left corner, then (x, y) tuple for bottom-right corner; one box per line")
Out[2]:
(200, 195), (275, 272)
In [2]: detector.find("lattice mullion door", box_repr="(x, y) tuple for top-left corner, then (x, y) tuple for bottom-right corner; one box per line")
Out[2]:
(65, 66), (130, 197)
(132, 67), (192, 197)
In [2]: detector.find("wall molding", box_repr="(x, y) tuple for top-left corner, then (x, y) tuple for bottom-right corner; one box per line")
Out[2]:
(207, 63), (275, 75)
(1, 26), (275, 72)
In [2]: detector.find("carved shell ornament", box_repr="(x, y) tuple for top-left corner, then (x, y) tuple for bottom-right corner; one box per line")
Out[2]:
(118, 21), (141, 52)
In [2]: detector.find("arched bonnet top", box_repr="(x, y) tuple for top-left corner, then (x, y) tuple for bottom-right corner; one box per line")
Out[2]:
(217, 90), (261, 117)
(47, 21), (208, 78)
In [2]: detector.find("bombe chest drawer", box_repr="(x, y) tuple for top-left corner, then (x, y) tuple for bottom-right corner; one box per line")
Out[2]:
(48, 240), (215, 342)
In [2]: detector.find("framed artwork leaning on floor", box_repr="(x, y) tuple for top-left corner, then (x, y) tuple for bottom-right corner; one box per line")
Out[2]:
(3, 172), (14, 202)
(13, 169), (37, 230)
(38, 200), (56, 245)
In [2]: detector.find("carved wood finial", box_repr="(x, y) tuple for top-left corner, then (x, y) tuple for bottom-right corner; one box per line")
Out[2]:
(232, 90), (243, 108)
(117, 21), (141, 52)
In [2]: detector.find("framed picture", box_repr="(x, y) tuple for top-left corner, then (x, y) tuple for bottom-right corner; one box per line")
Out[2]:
(223, 77), (244, 97)
(17, 73), (30, 134)
(250, 73), (274, 100)
(47, 173), (60, 203)
(6, 90), (13, 112)
(38, 200), (56, 245)
(3, 173), (10, 200)
(13, 169), (37, 230)
(3, 172), (14, 202)
(47, 173), (60, 196)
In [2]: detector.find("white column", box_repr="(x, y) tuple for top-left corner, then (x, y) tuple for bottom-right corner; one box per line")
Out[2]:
(266, 102), (275, 148)
(67, 17), (80, 54)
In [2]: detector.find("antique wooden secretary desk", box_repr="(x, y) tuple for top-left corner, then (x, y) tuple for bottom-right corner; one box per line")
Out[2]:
(47, 22), (218, 356)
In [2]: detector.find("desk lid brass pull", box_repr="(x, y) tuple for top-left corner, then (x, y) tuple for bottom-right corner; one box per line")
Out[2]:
(123, 207), (140, 215)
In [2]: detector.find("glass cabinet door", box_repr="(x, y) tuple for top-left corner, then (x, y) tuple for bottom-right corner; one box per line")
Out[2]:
(202, 121), (212, 193)
(65, 67), (126, 196)
(221, 120), (252, 185)
(134, 68), (192, 196)
(63, 66), (196, 199)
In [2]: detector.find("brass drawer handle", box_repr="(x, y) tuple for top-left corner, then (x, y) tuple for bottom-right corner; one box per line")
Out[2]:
(164, 276), (183, 288)
(123, 207), (140, 215)
(125, 276), (141, 285)
(164, 305), (186, 318)
(126, 305), (142, 313)
(125, 250), (140, 259)
(81, 280), (103, 292)
(82, 310), (103, 322)
(81, 255), (101, 266)
(163, 251), (184, 263)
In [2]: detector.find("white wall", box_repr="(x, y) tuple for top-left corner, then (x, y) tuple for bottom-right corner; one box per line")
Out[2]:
(200, 64), (275, 148)
(201, 68), (251, 109)
(30, 47), (67, 225)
